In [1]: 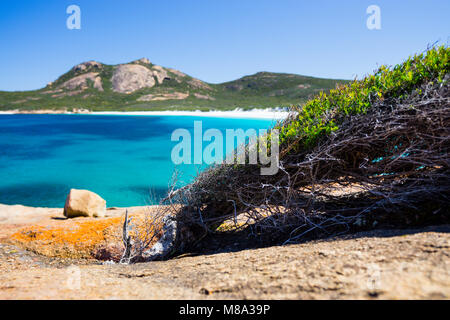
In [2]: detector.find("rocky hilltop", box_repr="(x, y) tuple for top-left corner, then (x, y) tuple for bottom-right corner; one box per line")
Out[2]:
(0, 58), (347, 112)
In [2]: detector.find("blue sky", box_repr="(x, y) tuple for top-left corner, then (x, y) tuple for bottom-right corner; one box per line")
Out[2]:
(0, 0), (449, 91)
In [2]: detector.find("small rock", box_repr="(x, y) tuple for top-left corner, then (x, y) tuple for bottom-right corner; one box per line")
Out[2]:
(63, 189), (106, 218)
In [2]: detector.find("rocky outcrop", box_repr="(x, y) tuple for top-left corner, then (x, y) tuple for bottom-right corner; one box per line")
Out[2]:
(63, 189), (106, 218)
(167, 68), (187, 78)
(151, 65), (169, 84)
(93, 77), (104, 91)
(167, 68), (188, 83)
(133, 58), (151, 65)
(188, 78), (213, 90)
(60, 72), (104, 91)
(194, 93), (216, 100)
(112, 64), (156, 93)
(72, 61), (103, 72)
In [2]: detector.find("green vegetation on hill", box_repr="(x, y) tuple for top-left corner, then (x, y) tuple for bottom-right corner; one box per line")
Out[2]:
(0, 59), (347, 111)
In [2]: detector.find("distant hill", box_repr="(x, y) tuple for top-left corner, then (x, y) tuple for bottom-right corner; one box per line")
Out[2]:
(0, 58), (348, 112)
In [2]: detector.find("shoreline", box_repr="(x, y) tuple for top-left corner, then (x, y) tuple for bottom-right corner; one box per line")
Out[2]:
(0, 108), (291, 120)
(0, 203), (149, 212)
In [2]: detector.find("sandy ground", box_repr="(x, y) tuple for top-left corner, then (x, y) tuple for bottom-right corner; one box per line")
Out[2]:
(0, 205), (448, 300)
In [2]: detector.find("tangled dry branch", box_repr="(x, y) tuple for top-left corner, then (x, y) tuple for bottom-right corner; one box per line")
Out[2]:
(167, 79), (449, 247)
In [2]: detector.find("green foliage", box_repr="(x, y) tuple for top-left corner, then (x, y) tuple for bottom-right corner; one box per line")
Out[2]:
(279, 46), (450, 148)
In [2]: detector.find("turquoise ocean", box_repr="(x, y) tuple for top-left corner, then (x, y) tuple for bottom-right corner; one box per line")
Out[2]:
(0, 114), (275, 207)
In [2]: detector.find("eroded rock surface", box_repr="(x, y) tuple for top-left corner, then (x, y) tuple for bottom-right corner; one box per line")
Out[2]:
(133, 58), (151, 65)
(72, 61), (103, 72)
(151, 65), (169, 84)
(60, 72), (104, 91)
(112, 64), (156, 93)
(188, 78), (213, 90)
(194, 93), (216, 100)
(0, 224), (448, 299)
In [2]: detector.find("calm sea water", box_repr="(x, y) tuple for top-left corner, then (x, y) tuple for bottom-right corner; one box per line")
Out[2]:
(0, 114), (275, 207)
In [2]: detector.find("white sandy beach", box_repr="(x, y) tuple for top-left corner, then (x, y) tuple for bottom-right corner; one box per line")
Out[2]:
(92, 108), (291, 120)
(0, 108), (291, 120)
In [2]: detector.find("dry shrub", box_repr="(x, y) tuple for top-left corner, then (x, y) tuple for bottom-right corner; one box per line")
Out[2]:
(168, 79), (449, 247)
(119, 205), (176, 263)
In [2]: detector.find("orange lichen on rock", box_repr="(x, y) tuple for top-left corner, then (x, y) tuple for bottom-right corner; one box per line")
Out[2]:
(10, 216), (125, 260)
(7, 205), (167, 261)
